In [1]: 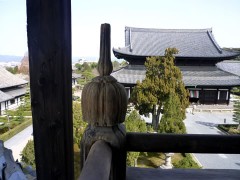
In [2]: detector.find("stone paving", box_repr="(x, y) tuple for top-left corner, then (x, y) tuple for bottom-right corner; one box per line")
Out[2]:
(184, 112), (240, 169)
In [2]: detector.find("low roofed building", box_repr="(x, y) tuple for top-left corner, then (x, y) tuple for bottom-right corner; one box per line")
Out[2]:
(0, 66), (28, 114)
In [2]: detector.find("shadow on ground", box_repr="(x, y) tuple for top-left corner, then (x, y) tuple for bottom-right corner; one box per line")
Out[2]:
(195, 121), (217, 128)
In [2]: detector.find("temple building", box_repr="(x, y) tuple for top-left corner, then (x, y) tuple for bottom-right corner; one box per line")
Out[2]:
(0, 67), (28, 115)
(112, 27), (240, 104)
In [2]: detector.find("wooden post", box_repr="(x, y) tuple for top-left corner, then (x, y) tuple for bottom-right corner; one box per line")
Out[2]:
(26, 0), (73, 179)
(80, 24), (128, 180)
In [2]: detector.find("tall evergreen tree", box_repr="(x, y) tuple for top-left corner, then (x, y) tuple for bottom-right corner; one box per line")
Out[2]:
(159, 93), (186, 134)
(131, 48), (189, 130)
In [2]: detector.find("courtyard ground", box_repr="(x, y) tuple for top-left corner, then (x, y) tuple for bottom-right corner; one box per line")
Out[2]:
(184, 111), (240, 169)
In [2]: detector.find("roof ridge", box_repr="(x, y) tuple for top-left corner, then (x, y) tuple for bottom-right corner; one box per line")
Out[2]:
(207, 30), (222, 53)
(125, 26), (212, 33)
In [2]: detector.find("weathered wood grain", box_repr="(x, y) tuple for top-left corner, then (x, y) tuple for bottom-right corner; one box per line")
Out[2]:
(79, 140), (112, 180)
(26, 0), (73, 179)
(80, 24), (127, 180)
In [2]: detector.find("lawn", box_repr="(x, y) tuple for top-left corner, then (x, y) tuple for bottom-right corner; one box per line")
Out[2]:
(137, 152), (201, 169)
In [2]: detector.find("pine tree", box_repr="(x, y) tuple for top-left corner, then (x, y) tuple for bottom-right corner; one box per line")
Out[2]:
(131, 48), (189, 130)
(159, 93), (186, 134)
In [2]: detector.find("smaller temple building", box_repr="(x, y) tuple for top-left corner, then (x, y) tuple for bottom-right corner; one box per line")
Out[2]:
(0, 67), (28, 115)
(112, 27), (240, 104)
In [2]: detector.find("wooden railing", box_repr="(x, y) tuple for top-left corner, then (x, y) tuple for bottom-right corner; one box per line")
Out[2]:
(126, 133), (240, 153)
(80, 140), (112, 180)
(80, 132), (240, 180)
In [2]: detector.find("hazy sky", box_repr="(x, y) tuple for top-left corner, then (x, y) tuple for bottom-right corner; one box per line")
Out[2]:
(0, 0), (240, 58)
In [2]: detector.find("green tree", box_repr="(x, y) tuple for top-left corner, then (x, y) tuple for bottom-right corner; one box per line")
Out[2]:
(22, 88), (31, 111)
(75, 63), (82, 72)
(120, 60), (128, 67)
(21, 140), (35, 168)
(15, 105), (24, 122)
(5, 66), (18, 74)
(233, 96), (240, 130)
(90, 62), (98, 69)
(73, 101), (87, 147)
(81, 70), (94, 83)
(125, 110), (147, 166)
(131, 48), (189, 130)
(82, 62), (91, 72)
(112, 60), (120, 70)
(159, 93), (186, 134)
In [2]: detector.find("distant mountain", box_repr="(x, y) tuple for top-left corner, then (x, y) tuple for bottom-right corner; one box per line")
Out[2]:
(0, 55), (100, 63)
(0, 55), (22, 62)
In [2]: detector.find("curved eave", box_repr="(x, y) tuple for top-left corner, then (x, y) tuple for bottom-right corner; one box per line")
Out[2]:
(186, 84), (240, 88)
(113, 48), (240, 61)
(113, 48), (160, 61)
(0, 82), (28, 89)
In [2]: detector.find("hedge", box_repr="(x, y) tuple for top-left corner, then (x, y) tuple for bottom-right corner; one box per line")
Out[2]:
(0, 118), (32, 142)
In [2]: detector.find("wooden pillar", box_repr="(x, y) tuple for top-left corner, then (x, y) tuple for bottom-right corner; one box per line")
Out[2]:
(202, 88), (205, 104)
(80, 24), (127, 180)
(27, 0), (73, 179)
(227, 88), (230, 105)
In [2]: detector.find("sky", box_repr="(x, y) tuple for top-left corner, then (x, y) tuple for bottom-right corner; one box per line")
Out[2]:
(0, 0), (240, 58)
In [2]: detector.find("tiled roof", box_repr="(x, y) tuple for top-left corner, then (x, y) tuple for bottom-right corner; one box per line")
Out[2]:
(113, 27), (240, 59)
(111, 65), (240, 87)
(2, 87), (27, 97)
(216, 60), (240, 76)
(0, 90), (13, 103)
(0, 67), (28, 89)
(180, 66), (240, 86)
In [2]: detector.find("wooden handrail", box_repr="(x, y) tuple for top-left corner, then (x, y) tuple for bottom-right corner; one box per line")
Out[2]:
(126, 133), (240, 153)
(79, 140), (112, 180)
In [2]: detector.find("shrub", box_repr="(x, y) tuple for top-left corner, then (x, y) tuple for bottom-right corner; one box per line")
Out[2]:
(173, 153), (200, 169)
(21, 140), (35, 168)
(125, 110), (147, 166)
(0, 118), (32, 141)
(0, 126), (9, 134)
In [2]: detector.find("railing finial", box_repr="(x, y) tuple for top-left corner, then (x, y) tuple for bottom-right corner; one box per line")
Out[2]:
(98, 23), (113, 76)
(81, 24), (127, 180)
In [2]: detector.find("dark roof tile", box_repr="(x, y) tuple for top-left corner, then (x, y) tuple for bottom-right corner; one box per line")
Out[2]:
(111, 65), (240, 87)
(0, 67), (28, 89)
(216, 60), (240, 76)
(113, 27), (240, 59)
